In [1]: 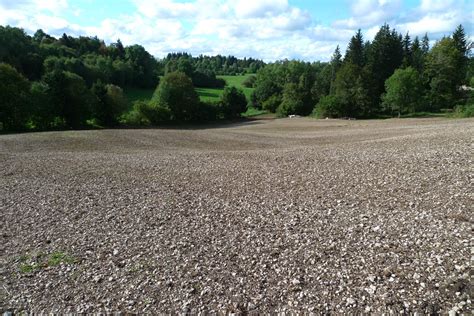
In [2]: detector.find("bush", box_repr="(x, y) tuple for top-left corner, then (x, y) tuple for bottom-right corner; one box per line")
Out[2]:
(262, 95), (281, 113)
(312, 95), (344, 118)
(453, 103), (474, 118)
(220, 86), (247, 119)
(194, 101), (219, 121)
(0, 63), (31, 131)
(192, 70), (226, 88)
(152, 71), (199, 121)
(29, 81), (59, 130)
(101, 84), (128, 126)
(276, 99), (304, 117)
(242, 75), (257, 88)
(382, 67), (424, 116)
(137, 100), (171, 124)
(275, 83), (305, 117)
(121, 105), (149, 126)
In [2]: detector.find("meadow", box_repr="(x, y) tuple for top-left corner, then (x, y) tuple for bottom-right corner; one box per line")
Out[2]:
(124, 74), (267, 117)
(125, 74), (255, 103)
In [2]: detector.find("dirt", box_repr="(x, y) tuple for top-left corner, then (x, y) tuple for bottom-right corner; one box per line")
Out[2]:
(1, 117), (472, 313)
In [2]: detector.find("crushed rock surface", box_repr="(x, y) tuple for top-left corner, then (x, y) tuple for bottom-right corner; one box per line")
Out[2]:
(0, 118), (472, 314)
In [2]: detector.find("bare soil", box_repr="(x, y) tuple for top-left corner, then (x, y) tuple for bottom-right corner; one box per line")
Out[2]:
(1, 118), (472, 314)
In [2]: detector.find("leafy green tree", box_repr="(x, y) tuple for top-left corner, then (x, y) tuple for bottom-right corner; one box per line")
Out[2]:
(276, 83), (305, 117)
(0, 26), (43, 80)
(242, 75), (257, 88)
(43, 70), (95, 128)
(62, 72), (95, 128)
(113, 39), (126, 59)
(177, 58), (194, 77)
(220, 86), (247, 118)
(312, 63), (332, 104)
(382, 67), (424, 116)
(312, 95), (344, 118)
(151, 72), (199, 121)
(332, 63), (371, 117)
(262, 95), (281, 112)
(425, 37), (461, 110)
(0, 63), (31, 131)
(125, 44), (159, 88)
(91, 80), (108, 124)
(134, 100), (171, 125)
(29, 81), (56, 130)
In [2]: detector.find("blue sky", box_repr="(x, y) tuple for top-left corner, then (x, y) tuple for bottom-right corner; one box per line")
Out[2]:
(0, 0), (472, 61)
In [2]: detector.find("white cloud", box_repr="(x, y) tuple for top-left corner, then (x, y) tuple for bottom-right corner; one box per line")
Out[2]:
(419, 0), (457, 12)
(395, 0), (471, 38)
(333, 0), (401, 28)
(234, 0), (288, 18)
(0, 0), (471, 62)
(396, 12), (461, 36)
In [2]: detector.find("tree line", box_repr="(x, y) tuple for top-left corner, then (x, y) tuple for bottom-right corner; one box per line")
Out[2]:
(251, 24), (473, 118)
(0, 26), (260, 131)
(1, 24), (472, 132)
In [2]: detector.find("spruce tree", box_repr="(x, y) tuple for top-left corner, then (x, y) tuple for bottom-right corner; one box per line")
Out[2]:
(421, 33), (430, 55)
(402, 32), (412, 67)
(345, 29), (365, 67)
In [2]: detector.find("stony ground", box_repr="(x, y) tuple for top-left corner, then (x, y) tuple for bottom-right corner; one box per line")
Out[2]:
(0, 118), (472, 314)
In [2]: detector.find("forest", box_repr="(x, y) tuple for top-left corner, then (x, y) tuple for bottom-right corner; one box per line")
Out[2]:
(0, 24), (472, 132)
(252, 24), (473, 119)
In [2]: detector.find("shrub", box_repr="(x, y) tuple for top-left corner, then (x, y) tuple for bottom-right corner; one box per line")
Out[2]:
(194, 101), (219, 121)
(0, 63), (31, 131)
(220, 86), (247, 119)
(137, 100), (171, 124)
(152, 71), (199, 121)
(453, 103), (474, 118)
(312, 95), (344, 118)
(29, 81), (57, 130)
(262, 95), (281, 113)
(276, 99), (304, 117)
(242, 75), (257, 88)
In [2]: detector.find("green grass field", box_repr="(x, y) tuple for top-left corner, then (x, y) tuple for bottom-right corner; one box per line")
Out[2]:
(123, 74), (268, 117)
(124, 74), (255, 104)
(195, 87), (222, 102)
(218, 74), (255, 100)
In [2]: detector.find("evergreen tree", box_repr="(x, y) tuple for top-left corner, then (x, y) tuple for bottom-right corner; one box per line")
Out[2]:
(411, 36), (424, 72)
(452, 25), (468, 56)
(345, 29), (365, 67)
(366, 24), (404, 110)
(329, 46), (342, 93)
(402, 32), (412, 67)
(452, 24), (469, 85)
(421, 33), (430, 55)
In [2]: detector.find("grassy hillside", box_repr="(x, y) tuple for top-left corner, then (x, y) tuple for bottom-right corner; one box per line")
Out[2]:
(125, 74), (255, 104)
(123, 74), (266, 117)
(218, 74), (254, 100)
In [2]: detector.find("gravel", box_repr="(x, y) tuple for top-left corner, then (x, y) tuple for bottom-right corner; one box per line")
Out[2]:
(1, 117), (472, 314)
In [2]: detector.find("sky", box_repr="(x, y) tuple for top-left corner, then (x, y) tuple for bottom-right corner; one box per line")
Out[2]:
(0, 0), (472, 61)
